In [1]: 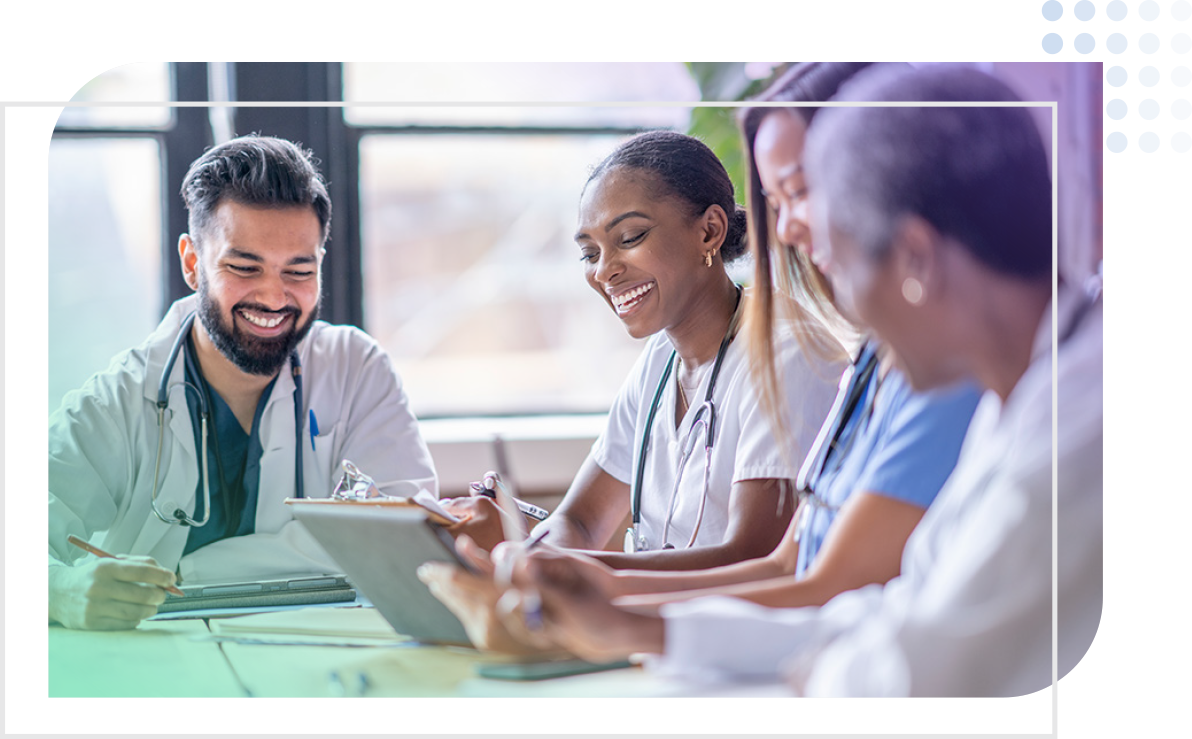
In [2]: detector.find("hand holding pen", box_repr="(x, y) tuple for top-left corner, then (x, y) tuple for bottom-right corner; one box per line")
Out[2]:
(487, 472), (554, 644)
(49, 536), (183, 631)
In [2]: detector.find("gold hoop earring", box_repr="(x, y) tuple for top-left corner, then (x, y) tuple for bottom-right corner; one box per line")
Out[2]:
(902, 277), (925, 306)
(704, 251), (714, 268)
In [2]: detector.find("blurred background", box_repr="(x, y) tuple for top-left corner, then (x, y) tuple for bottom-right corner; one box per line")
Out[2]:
(49, 62), (1101, 499)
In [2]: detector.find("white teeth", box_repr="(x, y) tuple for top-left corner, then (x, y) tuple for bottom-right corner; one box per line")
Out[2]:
(241, 311), (285, 328)
(613, 282), (655, 310)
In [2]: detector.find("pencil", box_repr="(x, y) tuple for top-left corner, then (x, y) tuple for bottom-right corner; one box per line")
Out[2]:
(66, 534), (185, 597)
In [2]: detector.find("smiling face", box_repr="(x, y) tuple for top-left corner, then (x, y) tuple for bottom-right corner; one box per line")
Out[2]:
(181, 200), (324, 376)
(755, 112), (812, 258)
(574, 168), (723, 340)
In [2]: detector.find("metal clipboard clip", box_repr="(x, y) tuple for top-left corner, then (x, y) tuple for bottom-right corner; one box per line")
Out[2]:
(330, 459), (391, 501)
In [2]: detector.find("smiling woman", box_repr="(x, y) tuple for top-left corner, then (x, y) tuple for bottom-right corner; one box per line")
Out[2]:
(441, 131), (844, 571)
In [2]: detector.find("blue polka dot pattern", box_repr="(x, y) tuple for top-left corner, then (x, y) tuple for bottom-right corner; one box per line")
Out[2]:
(1042, 0), (1189, 152)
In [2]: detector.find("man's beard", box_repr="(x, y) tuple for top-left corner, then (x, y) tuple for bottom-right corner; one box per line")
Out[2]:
(196, 274), (318, 377)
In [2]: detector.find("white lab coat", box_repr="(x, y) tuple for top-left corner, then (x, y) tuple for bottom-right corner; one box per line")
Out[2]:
(49, 295), (437, 583)
(652, 288), (1103, 697)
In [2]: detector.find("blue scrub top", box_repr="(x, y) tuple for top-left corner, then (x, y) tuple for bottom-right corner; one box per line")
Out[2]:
(795, 367), (982, 578)
(181, 339), (275, 556)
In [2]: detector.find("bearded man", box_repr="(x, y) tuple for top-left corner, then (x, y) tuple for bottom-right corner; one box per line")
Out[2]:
(49, 136), (436, 630)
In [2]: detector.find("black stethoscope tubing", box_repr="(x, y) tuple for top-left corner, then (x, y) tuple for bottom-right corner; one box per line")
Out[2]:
(630, 286), (742, 532)
(152, 311), (306, 528)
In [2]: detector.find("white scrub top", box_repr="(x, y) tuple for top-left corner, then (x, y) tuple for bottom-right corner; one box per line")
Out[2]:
(49, 295), (438, 583)
(651, 288), (1103, 697)
(592, 329), (842, 550)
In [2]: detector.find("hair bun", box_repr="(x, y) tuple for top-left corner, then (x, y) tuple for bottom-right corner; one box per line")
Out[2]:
(721, 204), (750, 263)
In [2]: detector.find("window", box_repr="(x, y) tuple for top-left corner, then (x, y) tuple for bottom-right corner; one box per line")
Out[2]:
(345, 63), (704, 417)
(48, 63), (755, 420)
(49, 63), (174, 414)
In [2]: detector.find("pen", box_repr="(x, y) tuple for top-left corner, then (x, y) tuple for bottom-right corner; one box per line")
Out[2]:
(309, 409), (320, 451)
(469, 482), (550, 521)
(66, 534), (186, 597)
(523, 524), (551, 551)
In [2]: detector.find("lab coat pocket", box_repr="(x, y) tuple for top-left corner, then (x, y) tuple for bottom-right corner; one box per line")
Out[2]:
(306, 420), (344, 497)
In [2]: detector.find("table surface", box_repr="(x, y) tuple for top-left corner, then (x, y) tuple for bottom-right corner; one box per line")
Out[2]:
(49, 605), (771, 698)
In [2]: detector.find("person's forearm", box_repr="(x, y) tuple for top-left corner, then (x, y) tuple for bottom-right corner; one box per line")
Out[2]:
(539, 512), (605, 551)
(584, 542), (762, 572)
(608, 553), (788, 596)
(627, 572), (844, 613)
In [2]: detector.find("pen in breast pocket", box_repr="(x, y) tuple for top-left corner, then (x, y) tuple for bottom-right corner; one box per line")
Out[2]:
(309, 409), (319, 451)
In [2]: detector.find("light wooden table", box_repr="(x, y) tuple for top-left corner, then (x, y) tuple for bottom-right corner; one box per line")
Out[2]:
(49, 619), (245, 697)
(49, 606), (780, 698)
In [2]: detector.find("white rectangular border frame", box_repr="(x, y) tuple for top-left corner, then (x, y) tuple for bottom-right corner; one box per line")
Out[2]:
(39, 98), (1063, 719)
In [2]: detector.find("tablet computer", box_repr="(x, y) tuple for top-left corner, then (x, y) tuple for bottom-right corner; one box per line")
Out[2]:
(157, 574), (356, 614)
(288, 502), (473, 646)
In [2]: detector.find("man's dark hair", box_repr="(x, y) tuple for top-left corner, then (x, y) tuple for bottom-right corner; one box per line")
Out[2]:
(181, 135), (332, 246)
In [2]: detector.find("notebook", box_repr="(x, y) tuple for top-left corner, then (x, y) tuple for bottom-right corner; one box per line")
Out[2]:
(156, 574), (355, 614)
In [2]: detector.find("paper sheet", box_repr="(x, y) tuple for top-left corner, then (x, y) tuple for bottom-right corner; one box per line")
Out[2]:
(412, 488), (460, 523)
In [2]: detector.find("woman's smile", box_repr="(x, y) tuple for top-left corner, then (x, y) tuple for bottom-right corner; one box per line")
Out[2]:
(609, 280), (657, 316)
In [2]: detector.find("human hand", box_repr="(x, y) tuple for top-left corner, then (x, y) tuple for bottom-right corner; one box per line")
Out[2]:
(48, 556), (177, 630)
(503, 549), (666, 663)
(441, 496), (513, 553)
(416, 537), (562, 656)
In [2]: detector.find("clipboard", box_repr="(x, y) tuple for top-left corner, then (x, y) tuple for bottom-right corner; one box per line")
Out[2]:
(283, 493), (459, 526)
(286, 499), (473, 646)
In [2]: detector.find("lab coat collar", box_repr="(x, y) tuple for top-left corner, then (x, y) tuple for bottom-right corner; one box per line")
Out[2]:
(132, 294), (315, 556)
(1003, 282), (1094, 418)
(1027, 282), (1094, 365)
(141, 295), (199, 404)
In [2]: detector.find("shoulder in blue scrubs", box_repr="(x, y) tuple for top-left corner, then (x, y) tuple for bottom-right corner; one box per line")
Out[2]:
(795, 365), (982, 578)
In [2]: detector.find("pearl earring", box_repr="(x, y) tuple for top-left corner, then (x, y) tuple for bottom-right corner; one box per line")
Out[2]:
(902, 277), (925, 306)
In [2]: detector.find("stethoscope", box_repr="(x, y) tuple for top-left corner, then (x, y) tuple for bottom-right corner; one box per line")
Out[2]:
(791, 339), (882, 543)
(624, 286), (742, 553)
(150, 311), (306, 527)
